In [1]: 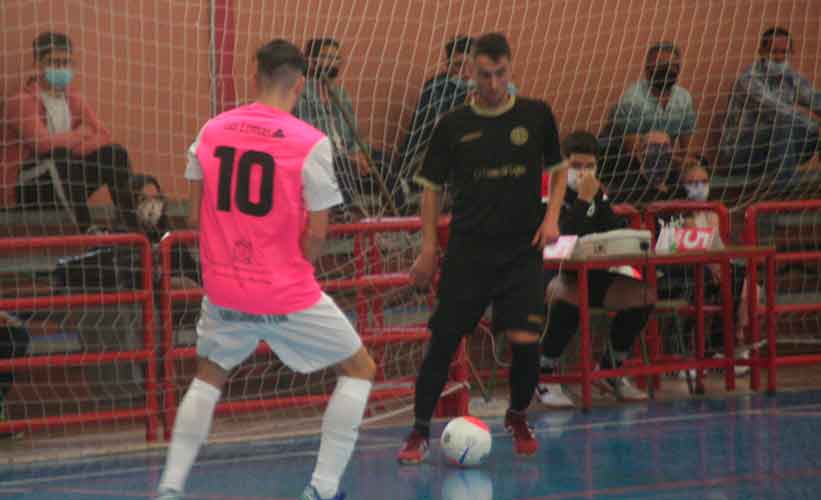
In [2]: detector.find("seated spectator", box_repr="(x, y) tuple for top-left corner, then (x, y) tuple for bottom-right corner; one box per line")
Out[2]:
(658, 160), (754, 370)
(2, 32), (137, 231)
(295, 38), (371, 210)
(539, 131), (655, 408)
(0, 311), (30, 439)
(599, 42), (697, 205)
(718, 26), (820, 193)
(399, 36), (473, 179)
(131, 174), (199, 288)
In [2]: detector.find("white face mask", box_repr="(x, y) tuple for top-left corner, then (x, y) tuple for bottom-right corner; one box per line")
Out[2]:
(137, 198), (165, 228)
(567, 168), (597, 192)
(684, 182), (710, 201)
(567, 168), (579, 191)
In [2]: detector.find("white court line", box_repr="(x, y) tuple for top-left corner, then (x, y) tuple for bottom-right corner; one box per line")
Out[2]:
(4, 400), (821, 488)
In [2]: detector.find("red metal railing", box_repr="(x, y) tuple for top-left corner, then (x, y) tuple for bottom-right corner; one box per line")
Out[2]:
(542, 247), (775, 410)
(158, 217), (465, 439)
(744, 200), (821, 393)
(0, 234), (159, 440)
(642, 201), (733, 390)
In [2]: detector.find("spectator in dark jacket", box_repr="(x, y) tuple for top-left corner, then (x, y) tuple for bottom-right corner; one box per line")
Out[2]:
(538, 131), (656, 408)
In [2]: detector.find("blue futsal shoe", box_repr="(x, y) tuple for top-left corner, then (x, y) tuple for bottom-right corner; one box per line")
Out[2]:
(299, 485), (346, 500)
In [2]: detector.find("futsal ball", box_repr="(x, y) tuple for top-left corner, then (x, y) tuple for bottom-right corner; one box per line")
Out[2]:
(440, 416), (492, 466)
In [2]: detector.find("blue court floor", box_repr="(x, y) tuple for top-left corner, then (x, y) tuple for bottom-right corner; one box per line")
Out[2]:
(3, 390), (821, 499)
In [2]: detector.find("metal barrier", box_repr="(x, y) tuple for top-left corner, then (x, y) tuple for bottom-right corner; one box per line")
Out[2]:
(745, 200), (821, 393)
(0, 234), (159, 441)
(158, 217), (465, 439)
(642, 201), (733, 391)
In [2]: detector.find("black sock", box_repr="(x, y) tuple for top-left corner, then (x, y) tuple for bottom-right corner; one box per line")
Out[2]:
(601, 305), (654, 368)
(541, 300), (580, 359)
(412, 419), (431, 439)
(509, 342), (540, 413)
(413, 330), (464, 433)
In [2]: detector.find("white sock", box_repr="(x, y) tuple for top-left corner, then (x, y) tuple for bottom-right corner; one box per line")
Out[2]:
(310, 376), (372, 499)
(158, 378), (221, 493)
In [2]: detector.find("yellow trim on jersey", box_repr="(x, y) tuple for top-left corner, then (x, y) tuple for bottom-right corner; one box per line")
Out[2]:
(414, 175), (443, 191)
(470, 95), (516, 117)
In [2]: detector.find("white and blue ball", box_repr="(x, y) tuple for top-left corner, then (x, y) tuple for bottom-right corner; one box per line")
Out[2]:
(440, 416), (492, 467)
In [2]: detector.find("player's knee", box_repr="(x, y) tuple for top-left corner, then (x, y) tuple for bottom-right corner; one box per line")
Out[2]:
(338, 347), (377, 381)
(506, 330), (540, 345)
(195, 357), (229, 389)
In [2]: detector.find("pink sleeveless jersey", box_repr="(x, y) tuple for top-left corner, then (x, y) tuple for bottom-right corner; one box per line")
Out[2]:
(194, 103), (328, 314)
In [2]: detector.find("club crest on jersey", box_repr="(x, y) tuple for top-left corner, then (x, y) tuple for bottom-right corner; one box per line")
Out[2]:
(510, 126), (528, 146)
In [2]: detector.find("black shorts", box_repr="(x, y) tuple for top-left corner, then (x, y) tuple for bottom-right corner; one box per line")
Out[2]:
(429, 237), (545, 336)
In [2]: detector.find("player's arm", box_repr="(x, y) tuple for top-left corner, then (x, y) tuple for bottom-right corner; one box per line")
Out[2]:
(187, 180), (202, 228)
(302, 209), (330, 263)
(184, 124), (207, 229)
(302, 138), (344, 263)
(410, 118), (450, 287)
(533, 103), (566, 249)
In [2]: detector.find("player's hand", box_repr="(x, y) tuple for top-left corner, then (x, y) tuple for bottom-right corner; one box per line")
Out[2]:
(410, 248), (437, 287)
(532, 218), (560, 249)
(576, 170), (600, 203)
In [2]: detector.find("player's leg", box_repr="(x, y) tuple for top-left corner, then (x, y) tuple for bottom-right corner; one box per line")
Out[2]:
(398, 249), (491, 464)
(262, 293), (374, 500)
(493, 248), (545, 456)
(156, 298), (261, 499)
(598, 275), (656, 401)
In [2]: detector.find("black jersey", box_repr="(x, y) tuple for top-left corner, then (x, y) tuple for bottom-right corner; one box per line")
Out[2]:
(415, 96), (562, 240)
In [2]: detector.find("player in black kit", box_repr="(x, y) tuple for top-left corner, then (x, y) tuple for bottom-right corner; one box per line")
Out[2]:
(397, 32), (567, 463)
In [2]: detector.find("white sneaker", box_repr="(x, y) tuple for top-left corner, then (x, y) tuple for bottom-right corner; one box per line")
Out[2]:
(713, 349), (751, 377)
(535, 383), (575, 408)
(599, 377), (648, 402)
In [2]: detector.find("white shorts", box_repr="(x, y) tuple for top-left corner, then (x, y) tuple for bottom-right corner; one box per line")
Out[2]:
(196, 293), (362, 374)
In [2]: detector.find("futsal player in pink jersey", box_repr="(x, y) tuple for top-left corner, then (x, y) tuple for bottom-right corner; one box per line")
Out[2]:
(155, 39), (376, 500)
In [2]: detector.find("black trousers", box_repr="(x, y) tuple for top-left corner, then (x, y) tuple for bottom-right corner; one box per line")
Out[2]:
(17, 144), (137, 230)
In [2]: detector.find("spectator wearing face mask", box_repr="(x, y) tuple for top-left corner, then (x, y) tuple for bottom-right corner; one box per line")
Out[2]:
(2, 32), (137, 231)
(598, 42), (697, 205)
(719, 27), (820, 193)
(399, 36), (474, 176)
(131, 174), (199, 287)
(658, 159), (755, 370)
(295, 39), (370, 189)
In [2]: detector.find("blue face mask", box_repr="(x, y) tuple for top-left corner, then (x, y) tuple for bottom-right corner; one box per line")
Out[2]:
(765, 59), (789, 75)
(44, 68), (73, 89)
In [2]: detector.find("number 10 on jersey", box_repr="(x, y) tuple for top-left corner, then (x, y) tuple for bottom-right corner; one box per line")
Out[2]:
(214, 146), (275, 216)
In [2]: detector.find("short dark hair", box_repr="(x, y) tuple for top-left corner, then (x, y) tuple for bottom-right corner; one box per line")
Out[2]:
(304, 38), (340, 58)
(561, 131), (600, 159)
(646, 41), (680, 62)
(256, 39), (307, 90)
(473, 33), (511, 61)
(761, 26), (793, 51)
(445, 36), (473, 59)
(33, 32), (71, 61)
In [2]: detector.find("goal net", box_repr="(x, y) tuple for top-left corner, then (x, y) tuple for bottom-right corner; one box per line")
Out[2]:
(0, 0), (819, 464)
